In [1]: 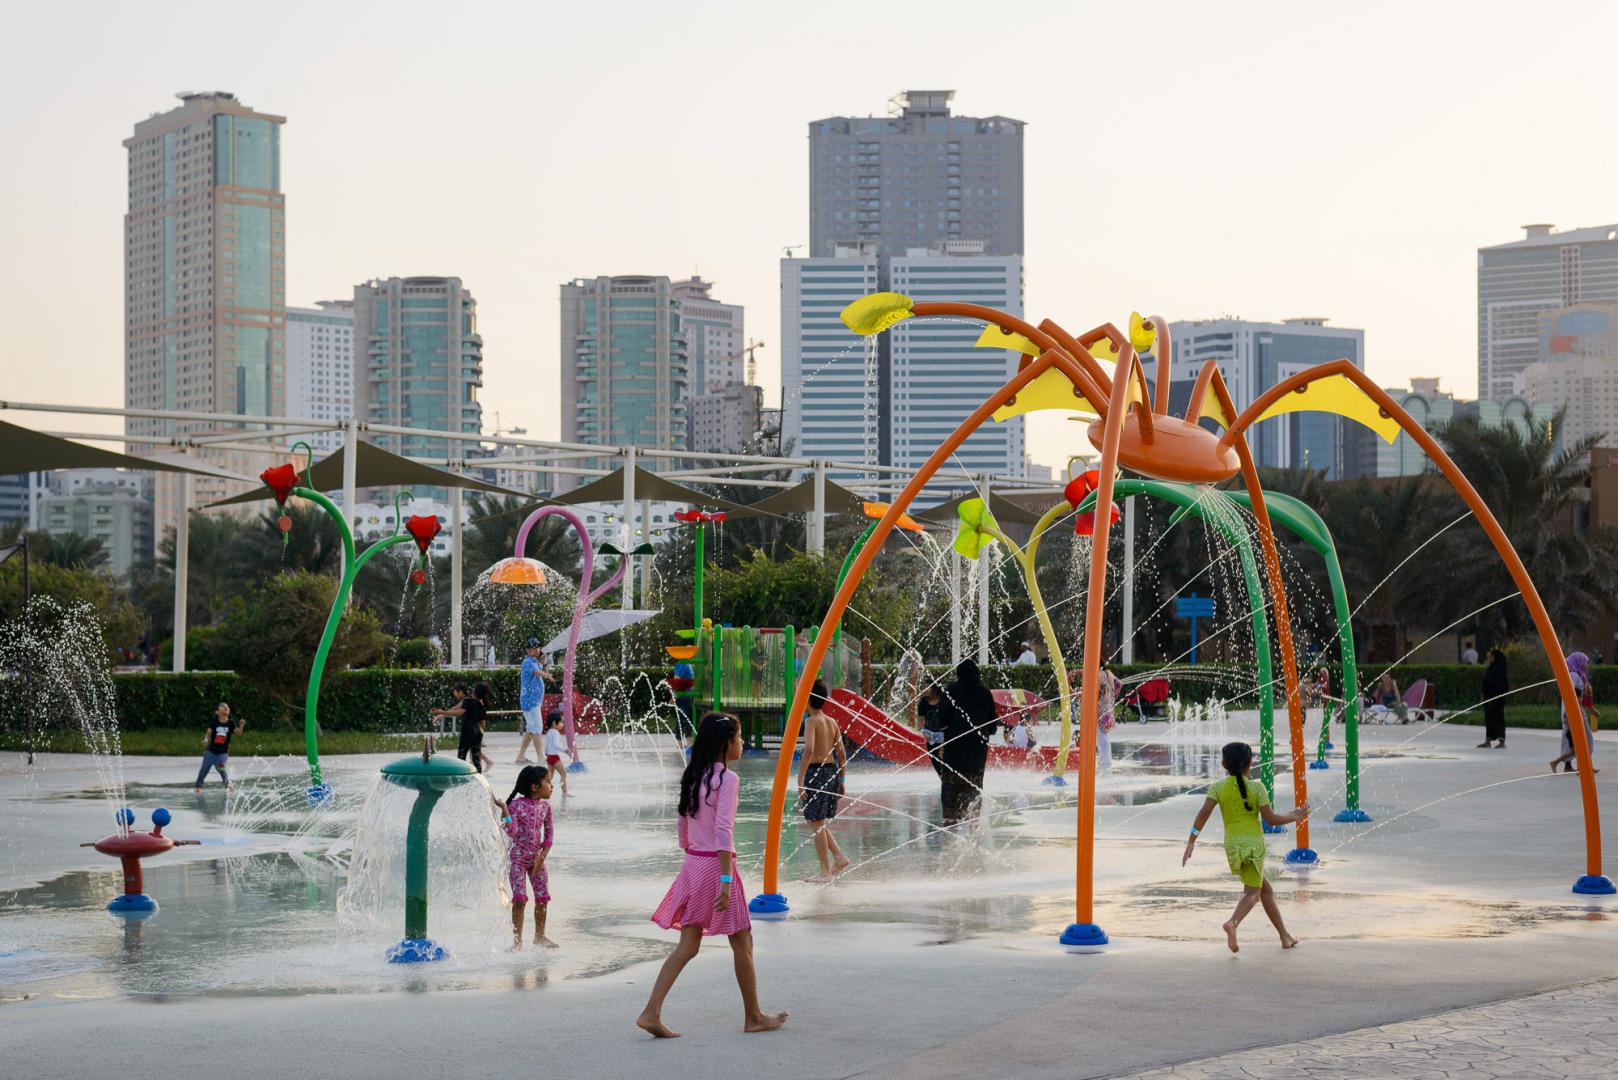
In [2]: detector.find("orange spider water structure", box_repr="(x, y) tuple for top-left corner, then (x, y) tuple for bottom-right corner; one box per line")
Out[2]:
(750, 291), (1613, 938)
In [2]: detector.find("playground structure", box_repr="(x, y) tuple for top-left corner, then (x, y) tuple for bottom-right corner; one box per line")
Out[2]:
(751, 290), (1612, 935)
(86, 806), (198, 915)
(376, 750), (479, 963)
(489, 504), (652, 770)
(260, 445), (440, 803)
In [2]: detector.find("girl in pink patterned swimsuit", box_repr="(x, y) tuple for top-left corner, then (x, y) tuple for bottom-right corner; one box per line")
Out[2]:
(636, 712), (787, 1039)
(505, 764), (556, 949)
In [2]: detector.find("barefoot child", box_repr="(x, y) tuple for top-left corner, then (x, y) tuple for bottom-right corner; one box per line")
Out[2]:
(798, 680), (849, 882)
(637, 712), (787, 1039)
(505, 764), (557, 948)
(1183, 742), (1309, 953)
(543, 712), (570, 796)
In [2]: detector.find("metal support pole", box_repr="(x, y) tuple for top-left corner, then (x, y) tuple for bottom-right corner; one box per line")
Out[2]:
(951, 551), (963, 665)
(641, 497), (653, 599)
(450, 477), (463, 670)
(21, 535), (32, 764)
(810, 460), (827, 554)
(621, 446), (636, 612)
(342, 415), (359, 609)
(1121, 496), (1136, 664)
(978, 474), (992, 666)
(173, 471), (191, 674)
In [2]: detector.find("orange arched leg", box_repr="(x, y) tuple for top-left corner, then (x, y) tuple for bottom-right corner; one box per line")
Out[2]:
(753, 347), (1098, 909)
(1229, 361), (1608, 888)
(1210, 371), (1311, 854)
(1064, 343), (1139, 945)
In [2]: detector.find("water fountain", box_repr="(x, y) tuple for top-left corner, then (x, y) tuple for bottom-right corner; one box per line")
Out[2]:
(85, 806), (197, 915)
(372, 748), (479, 962)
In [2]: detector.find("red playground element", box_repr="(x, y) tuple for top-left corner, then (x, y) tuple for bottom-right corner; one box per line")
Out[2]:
(404, 514), (442, 554)
(1122, 676), (1171, 719)
(88, 808), (199, 913)
(673, 509), (727, 524)
(260, 462), (301, 506)
(1064, 470), (1120, 537)
(824, 688), (1074, 770)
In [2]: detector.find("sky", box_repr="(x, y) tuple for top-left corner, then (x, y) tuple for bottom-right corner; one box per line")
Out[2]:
(3, 0), (1617, 473)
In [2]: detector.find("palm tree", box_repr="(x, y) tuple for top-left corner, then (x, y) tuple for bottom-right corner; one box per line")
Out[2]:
(1435, 409), (1618, 642)
(31, 531), (109, 571)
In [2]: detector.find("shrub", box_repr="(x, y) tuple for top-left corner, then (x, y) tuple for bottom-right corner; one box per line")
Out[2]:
(391, 637), (438, 668)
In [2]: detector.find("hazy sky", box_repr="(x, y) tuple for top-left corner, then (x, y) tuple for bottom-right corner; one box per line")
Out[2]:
(4, 1), (1616, 472)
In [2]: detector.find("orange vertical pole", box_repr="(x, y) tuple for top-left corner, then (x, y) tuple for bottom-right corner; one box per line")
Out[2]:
(1212, 371), (1312, 857)
(1226, 361), (1610, 891)
(750, 348), (1091, 913)
(1062, 345), (1137, 947)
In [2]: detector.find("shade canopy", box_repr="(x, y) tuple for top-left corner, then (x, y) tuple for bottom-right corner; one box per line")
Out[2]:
(205, 440), (530, 507)
(0, 421), (249, 481)
(915, 487), (1062, 526)
(744, 475), (869, 517)
(540, 608), (661, 653)
(549, 466), (769, 518)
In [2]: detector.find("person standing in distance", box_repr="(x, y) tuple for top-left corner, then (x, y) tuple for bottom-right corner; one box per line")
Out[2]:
(516, 637), (547, 764)
(195, 702), (243, 794)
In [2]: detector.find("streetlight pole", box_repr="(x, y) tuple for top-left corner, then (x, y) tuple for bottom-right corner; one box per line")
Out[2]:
(1, 535), (31, 763)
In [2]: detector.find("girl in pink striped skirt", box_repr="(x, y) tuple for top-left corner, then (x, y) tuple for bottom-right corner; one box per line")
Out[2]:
(636, 712), (788, 1039)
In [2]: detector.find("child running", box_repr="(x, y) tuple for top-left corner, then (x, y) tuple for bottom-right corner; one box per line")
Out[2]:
(1182, 741), (1309, 953)
(798, 680), (849, 882)
(505, 764), (557, 948)
(637, 712), (787, 1039)
(543, 712), (570, 797)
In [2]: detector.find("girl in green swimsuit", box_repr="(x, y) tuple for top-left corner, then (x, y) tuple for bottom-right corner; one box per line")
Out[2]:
(1182, 742), (1310, 953)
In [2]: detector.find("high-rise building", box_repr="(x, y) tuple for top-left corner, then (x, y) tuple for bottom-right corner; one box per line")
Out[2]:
(351, 277), (483, 463)
(1477, 224), (1618, 401)
(124, 91), (286, 552)
(1518, 304), (1618, 456)
(781, 248), (881, 468)
(1166, 317), (1365, 479)
(0, 475), (30, 529)
(37, 481), (153, 578)
(886, 247), (1024, 477)
(559, 275), (689, 472)
(671, 277), (744, 394)
(1377, 378), (1531, 477)
(809, 90), (1024, 258)
(781, 243), (1024, 479)
(286, 301), (354, 451)
(688, 383), (764, 454)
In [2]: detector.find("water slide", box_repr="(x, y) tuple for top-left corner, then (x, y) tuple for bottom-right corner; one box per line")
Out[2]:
(825, 689), (1074, 771)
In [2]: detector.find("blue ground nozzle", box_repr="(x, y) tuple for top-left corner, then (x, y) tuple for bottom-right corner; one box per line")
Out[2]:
(566, 761), (587, 774)
(748, 892), (789, 915)
(1572, 874), (1616, 895)
(108, 894), (158, 915)
(386, 938), (447, 963)
(1262, 822), (1288, 834)
(1334, 807), (1371, 823)
(1059, 923), (1108, 947)
(1308, 759), (1329, 770)
(306, 783), (334, 807)
(1042, 774), (1067, 787)
(1284, 847), (1319, 865)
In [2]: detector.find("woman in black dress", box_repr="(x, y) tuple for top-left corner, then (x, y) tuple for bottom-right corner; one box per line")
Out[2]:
(1479, 649), (1508, 749)
(937, 660), (998, 825)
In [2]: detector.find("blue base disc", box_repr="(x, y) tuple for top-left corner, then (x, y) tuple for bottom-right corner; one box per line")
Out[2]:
(306, 783), (334, 807)
(1308, 759), (1329, 770)
(1324, 740), (1335, 750)
(1262, 822), (1288, 834)
(748, 892), (789, 915)
(566, 761), (587, 773)
(1059, 922), (1108, 947)
(1042, 774), (1067, 787)
(1334, 807), (1372, 823)
(1572, 874), (1617, 895)
(1285, 847), (1320, 865)
(386, 938), (447, 963)
(108, 893), (158, 914)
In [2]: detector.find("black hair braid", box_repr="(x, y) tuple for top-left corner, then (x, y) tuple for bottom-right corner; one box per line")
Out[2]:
(1221, 741), (1255, 811)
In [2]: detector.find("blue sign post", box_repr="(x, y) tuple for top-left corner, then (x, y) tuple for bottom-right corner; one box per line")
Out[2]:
(1174, 593), (1216, 663)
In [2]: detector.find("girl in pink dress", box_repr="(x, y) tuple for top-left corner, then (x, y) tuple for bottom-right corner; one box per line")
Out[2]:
(637, 712), (787, 1039)
(504, 764), (556, 949)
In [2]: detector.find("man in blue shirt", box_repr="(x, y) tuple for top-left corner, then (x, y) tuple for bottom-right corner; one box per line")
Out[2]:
(517, 637), (547, 763)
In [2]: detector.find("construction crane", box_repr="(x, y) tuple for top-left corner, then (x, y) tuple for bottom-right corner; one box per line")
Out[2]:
(740, 339), (766, 386)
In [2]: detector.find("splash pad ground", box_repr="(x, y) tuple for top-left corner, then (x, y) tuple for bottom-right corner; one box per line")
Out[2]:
(1, 716), (1613, 1080)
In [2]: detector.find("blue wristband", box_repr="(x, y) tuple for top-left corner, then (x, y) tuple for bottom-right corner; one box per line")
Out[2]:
(1188, 826), (1199, 836)
(719, 874), (734, 884)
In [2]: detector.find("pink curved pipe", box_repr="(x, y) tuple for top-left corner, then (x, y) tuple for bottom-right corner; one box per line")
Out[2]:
(513, 507), (630, 760)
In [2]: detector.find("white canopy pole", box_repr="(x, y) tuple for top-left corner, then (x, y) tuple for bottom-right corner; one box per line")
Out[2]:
(173, 471), (191, 674)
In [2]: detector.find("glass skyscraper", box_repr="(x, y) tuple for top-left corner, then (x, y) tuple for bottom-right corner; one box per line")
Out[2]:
(124, 91), (286, 551)
(352, 277), (484, 467)
(809, 90), (1024, 258)
(559, 276), (689, 478)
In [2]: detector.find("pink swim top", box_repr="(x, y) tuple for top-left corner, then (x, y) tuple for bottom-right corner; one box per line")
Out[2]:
(677, 764), (738, 854)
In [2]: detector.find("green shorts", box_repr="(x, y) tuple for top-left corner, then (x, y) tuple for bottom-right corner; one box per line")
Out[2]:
(1224, 835), (1267, 888)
